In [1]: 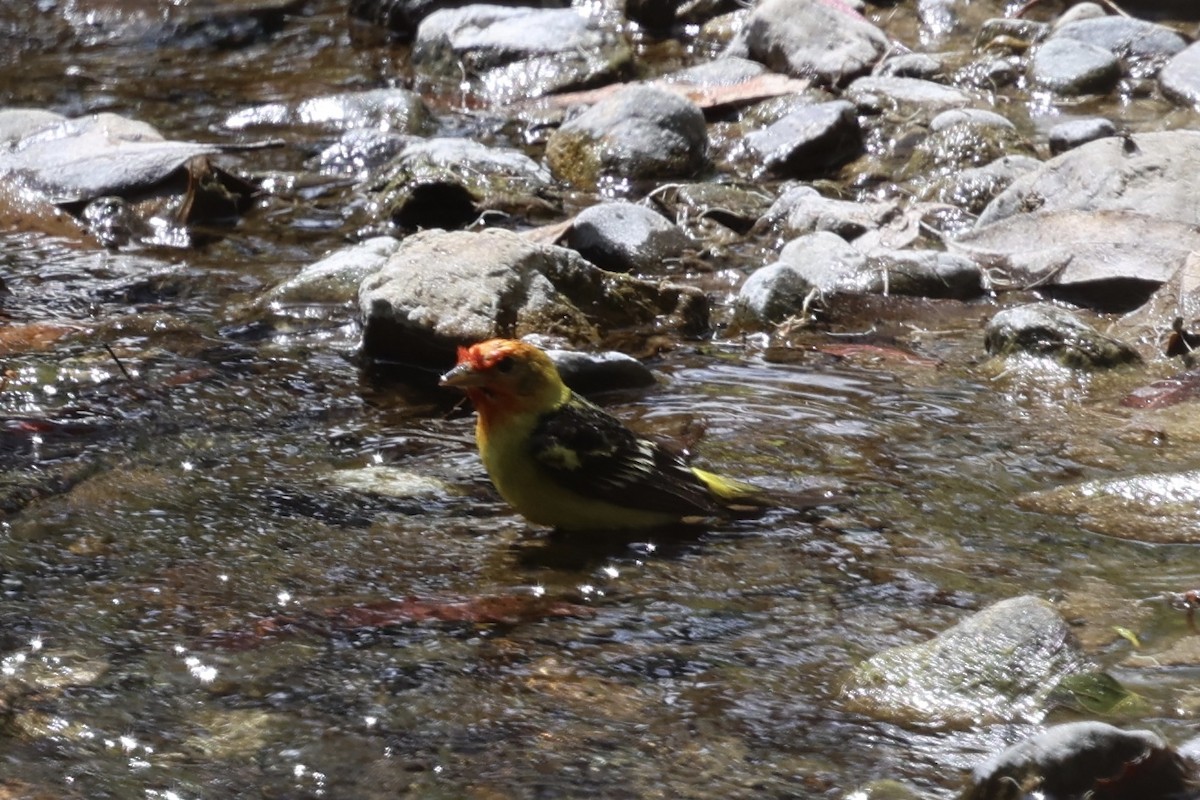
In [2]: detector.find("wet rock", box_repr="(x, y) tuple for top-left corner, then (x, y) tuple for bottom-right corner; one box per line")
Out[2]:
(564, 202), (691, 274)
(1121, 368), (1200, 409)
(411, 6), (630, 101)
(726, 0), (887, 85)
(53, 0), (301, 48)
(975, 17), (1048, 51)
(877, 53), (944, 80)
(979, 130), (1200, 227)
(931, 154), (1042, 214)
(263, 236), (401, 307)
(327, 466), (453, 498)
(349, 0), (569, 42)
(1160, 41), (1200, 108)
(845, 76), (973, 115)
(650, 181), (774, 236)
(358, 228), (708, 367)
(0, 110), (256, 247)
(736, 232), (867, 323)
(545, 85), (707, 190)
(544, 347), (657, 393)
(984, 303), (1141, 369)
(757, 185), (899, 241)
(0, 108), (66, 143)
(967, 131), (1200, 306)
(1019, 470), (1200, 543)
(314, 129), (417, 176)
(1052, 1), (1106, 28)
(903, 116), (1035, 183)
(370, 137), (557, 230)
(962, 722), (1196, 800)
(1048, 117), (1116, 156)
(866, 249), (982, 300)
(845, 780), (923, 800)
(1125, 633), (1200, 669)
(917, 0), (960, 38)
(840, 596), (1090, 728)
(1028, 37), (1121, 95)
(1052, 16), (1188, 78)
(930, 108), (1014, 133)
(224, 88), (432, 133)
(735, 233), (979, 323)
(742, 100), (862, 178)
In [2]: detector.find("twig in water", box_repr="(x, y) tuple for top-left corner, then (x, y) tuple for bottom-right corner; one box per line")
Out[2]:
(103, 343), (133, 381)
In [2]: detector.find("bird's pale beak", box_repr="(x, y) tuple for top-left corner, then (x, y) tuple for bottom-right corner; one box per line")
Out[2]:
(439, 362), (484, 388)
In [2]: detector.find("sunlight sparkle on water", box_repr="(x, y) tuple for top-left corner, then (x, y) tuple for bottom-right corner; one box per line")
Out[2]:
(277, 590), (292, 605)
(184, 655), (218, 683)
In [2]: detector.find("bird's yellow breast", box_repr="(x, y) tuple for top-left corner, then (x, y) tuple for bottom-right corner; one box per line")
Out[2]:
(476, 409), (679, 531)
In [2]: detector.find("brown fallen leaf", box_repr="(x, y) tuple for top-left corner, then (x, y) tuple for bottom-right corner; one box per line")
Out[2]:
(0, 322), (82, 355)
(542, 74), (813, 114)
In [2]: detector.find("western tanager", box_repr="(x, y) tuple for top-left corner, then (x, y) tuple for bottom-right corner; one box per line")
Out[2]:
(439, 338), (772, 531)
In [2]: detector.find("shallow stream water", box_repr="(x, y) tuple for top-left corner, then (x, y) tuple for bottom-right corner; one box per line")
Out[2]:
(2, 2), (1200, 798)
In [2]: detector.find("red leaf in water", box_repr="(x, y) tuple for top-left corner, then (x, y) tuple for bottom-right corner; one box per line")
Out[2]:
(324, 596), (594, 629)
(0, 322), (80, 355)
(203, 595), (593, 650)
(1120, 369), (1200, 409)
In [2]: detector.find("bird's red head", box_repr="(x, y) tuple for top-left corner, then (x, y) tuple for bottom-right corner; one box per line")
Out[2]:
(440, 339), (565, 424)
(455, 339), (524, 372)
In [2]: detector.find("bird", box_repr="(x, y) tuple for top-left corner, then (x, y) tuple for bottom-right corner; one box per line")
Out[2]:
(438, 338), (776, 531)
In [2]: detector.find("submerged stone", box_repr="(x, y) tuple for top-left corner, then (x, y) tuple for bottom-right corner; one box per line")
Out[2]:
(840, 596), (1090, 728)
(225, 88), (431, 133)
(1019, 470), (1200, 544)
(984, 303), (1141, 369)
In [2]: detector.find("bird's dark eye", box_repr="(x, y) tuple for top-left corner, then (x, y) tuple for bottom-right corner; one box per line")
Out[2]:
(494, 356), (514, 373)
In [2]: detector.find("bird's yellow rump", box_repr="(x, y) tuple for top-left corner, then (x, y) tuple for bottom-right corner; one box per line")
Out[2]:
(439, 338), (770, 531)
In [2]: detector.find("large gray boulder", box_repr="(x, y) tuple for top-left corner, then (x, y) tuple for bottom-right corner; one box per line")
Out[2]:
(358, 229), (708, 367)
(961, 131), (1200, 307)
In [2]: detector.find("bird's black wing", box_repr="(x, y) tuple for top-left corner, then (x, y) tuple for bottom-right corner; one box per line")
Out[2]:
(528, 395), (720, 517)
